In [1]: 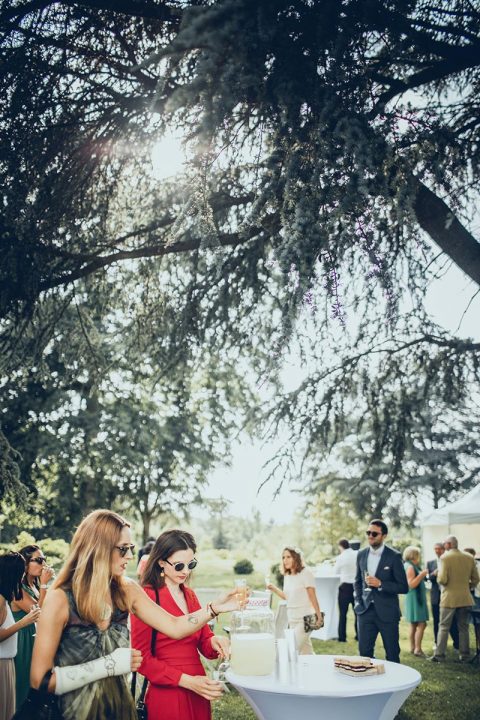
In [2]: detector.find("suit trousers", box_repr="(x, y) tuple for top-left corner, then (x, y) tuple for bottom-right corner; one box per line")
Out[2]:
(338, 583), (358, 641)
(357, 604), (401, 663)
(435, 606), (470, 658)
(431, 601), (459, 647)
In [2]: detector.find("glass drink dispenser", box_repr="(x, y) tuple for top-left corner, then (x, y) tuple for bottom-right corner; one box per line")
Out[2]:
(230, 606), (276, 676)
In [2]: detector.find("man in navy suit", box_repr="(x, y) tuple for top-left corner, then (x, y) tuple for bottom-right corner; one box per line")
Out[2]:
(354, 519), (408, 663)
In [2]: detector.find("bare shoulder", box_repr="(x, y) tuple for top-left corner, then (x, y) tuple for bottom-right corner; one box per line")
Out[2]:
(44, 588), (69, 619)
(124, 577), (141, 602)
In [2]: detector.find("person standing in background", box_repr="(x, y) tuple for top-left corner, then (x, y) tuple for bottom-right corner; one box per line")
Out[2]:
(10, 544), (54, 708)
(403, 546), (429, 656)
(0, 552), (40, 720)
(334, 539), (358, 642)
(430, 535), (479, 662)
(427, 542), (459, 650)
(268, 547), (323, 654)
(354, 520), (408, 663)
(138, 537), (156, 566)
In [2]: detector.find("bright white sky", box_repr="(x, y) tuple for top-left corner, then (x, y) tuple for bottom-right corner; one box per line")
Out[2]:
(150, 135), (480, 523)
(205, 261), (480, 524)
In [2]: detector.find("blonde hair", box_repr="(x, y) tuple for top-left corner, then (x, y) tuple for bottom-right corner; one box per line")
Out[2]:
(53, 509), (131, 624)
(403, 545), (421, 563)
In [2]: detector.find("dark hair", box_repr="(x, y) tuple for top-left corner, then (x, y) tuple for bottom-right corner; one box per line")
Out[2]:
(338, 538), (350, 550)
(464, 547), (476, 557)
(19, 544), (42, 591)
(282, 547), (304, 575)
(142, 530), (197, 589)
(369, 519), (388, 536)
(0, 552), (26, 601)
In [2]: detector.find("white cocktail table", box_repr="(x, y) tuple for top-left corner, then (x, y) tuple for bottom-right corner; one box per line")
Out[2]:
(226, 654), (421, 720)
(311, 574), (341, 640)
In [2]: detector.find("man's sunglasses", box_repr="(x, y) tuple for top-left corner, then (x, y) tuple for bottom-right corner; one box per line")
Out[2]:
(165, 558), (198, 572)
(366, 531), (382, 538)
(114, 544), (136, 557)
(30, 557), (47, 565)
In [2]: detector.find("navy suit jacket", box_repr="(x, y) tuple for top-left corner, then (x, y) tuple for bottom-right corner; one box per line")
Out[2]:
(354, 545), (408, 622)
(427, 559), (440, 605)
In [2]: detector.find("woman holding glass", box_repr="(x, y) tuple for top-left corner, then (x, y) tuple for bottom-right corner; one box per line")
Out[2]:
(26, 510), (241, 720)
(131, 529), (229, 720)
(1, 552), (41, 720)
(267, 547), (322, 654)
(403, 545), (429, 657)
(11, 544), (54, 707)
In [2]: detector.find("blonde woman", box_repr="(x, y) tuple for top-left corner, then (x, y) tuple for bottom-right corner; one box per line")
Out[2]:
(403, 546), (429, 657)
(27, 510), (242, 720)
(267, 547), (322, 654)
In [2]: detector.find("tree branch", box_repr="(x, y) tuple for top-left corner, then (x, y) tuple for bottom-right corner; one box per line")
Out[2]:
(38, 224), (269, 292)
(0, 0), (181, 23)
(412, 178), (480, 287)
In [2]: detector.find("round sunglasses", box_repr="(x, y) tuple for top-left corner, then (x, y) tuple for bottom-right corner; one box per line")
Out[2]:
(164, 558), (198, 572)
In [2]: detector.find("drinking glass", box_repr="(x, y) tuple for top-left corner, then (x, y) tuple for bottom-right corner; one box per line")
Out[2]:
(235, 578), (248, 629)
(364, 570), (371, 593)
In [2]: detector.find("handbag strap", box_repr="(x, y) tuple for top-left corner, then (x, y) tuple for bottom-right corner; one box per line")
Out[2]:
(40, 669), (53, 692)
(132, 586), (160, 704)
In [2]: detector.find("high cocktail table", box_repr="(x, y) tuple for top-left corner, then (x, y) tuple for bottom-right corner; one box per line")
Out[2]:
(226, 654), (421, 720)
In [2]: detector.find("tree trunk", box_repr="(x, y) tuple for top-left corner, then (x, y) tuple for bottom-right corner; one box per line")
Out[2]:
(413, 179), (480, 288)
(142, 511), (152, 544)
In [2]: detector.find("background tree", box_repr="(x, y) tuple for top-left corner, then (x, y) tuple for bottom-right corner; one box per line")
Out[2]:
(1, 0), (480, 516)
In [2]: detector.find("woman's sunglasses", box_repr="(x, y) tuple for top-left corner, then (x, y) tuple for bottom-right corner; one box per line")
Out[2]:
(165, 558), (198, 572)
(114, 544), (136, 557)
(30, 557), (46, 565)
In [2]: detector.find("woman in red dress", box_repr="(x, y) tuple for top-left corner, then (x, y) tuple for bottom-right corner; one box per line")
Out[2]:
(130, 530), (229, 720)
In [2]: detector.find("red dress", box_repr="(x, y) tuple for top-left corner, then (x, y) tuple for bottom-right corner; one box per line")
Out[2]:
(130, 585), (219, 720)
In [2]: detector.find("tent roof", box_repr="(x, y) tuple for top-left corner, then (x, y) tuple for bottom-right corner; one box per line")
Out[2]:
(423, 484), (480, 525)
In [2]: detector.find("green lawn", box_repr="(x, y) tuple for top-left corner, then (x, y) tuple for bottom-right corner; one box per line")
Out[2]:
(212, 615), (480, 720)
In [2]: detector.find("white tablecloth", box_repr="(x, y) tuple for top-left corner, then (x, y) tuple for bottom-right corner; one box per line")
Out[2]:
(311, 575), (341, 640)
(226, 654), (421, 720)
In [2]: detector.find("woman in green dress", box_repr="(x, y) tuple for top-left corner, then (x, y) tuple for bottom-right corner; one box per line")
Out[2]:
(10, 544), (54, 706)
(403, 546), (429, 657)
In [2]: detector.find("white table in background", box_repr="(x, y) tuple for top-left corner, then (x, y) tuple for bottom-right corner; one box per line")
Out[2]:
(226, 654), (421, 720)
(311, 574), (341, 640)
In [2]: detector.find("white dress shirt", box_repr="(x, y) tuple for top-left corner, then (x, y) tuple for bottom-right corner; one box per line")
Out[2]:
(367, 544), (385, 577)
(334, 548), (358, 584)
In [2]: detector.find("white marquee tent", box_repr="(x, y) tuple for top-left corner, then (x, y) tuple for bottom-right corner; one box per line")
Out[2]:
(421, 484), (480, 557)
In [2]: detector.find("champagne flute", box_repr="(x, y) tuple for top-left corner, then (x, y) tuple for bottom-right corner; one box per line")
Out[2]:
(235, 578), (248, 629)
(364, 570), (371, 593)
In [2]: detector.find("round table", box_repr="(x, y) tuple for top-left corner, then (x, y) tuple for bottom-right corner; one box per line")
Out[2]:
(226, 654), (421, 720)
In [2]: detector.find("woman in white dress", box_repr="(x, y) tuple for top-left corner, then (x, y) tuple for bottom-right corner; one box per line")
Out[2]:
(0, 552), (41, 720)
(267, 547), (322, 654)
